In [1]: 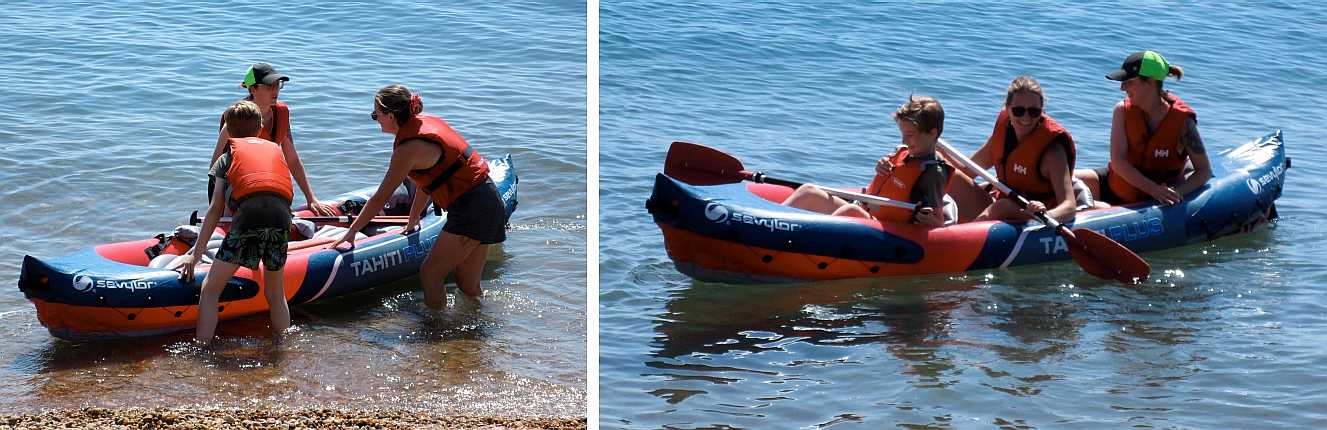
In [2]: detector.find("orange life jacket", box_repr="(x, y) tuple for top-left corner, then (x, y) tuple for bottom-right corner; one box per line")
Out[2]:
(226, 137), (293, 202)
(219, 101), (290, 144)
(394, 114), (489, 210)
(1106, 93), (1196, 203)
(988, 110), (1076, 203)
(865, 147), (935, 222)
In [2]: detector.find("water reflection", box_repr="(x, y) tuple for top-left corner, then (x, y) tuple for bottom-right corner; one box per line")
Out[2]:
(649, 275), (978, 386)
(978, 273), (1089, 364)
(641, 253), (1240, 416)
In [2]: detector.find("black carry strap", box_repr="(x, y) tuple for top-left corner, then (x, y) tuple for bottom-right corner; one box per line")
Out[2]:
(422, 146), (475, 192)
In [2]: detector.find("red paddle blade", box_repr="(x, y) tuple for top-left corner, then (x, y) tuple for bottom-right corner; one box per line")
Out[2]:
(1067, 228), (1151, 283)
(664, 141), (748, 185)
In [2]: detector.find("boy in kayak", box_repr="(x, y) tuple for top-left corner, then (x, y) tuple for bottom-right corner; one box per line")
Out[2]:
(782, 95), (952, 226)
(180, 100), (294, 344)
(1074, 50), (1210, 207)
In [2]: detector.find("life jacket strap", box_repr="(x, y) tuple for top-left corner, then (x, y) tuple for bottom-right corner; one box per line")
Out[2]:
(422, 146), (475, 193)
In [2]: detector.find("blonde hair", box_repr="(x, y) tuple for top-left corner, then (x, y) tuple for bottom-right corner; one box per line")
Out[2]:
(224, 100), (263, 138)
(893, 95), (944, 137)
(1004, 75), (1045, 106)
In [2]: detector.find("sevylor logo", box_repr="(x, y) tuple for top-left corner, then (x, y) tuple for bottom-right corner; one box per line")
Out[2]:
(1246, 178), (1261, 195)
(72, 275), (94, 292)
(70, 275), (156, 292)
(704, 202), (730, 223)
(704, 202), (801, 232)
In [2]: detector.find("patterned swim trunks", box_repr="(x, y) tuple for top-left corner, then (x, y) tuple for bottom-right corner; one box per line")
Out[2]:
(215, 226), (289, 271)
(214, 193), (292, 271)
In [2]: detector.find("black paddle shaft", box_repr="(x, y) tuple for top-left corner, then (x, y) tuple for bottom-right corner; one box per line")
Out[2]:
(749, 172), (804, 189)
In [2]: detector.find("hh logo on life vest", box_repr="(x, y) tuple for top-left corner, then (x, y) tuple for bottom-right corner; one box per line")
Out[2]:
(1013, 164), (1028, 175)
(1154, 148), (1171, 158)
(890, 176), (906, 188)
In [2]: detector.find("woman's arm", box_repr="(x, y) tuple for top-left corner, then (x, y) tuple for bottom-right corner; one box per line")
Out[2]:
(969, 137), (995, 171)
(401, 184), (432, 234)
(1174, 117), (1212, 197)
(329, 143), (421, 248)
(1039, 144), (1076, 223)
(1108, 101), (1181, 205)
(936, 139), (991, 186)
(211, 124), (230, 164)
(278, 125), (335, 215)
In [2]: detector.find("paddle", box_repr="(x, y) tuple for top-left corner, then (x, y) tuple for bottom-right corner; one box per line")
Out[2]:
(664, 141), (917, 212)
(934, 138), (1150, 283)
(189, 211), (411, 226)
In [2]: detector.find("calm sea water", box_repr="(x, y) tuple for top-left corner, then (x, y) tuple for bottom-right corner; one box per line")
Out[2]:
(601, 2), (1327, 428)
(0, 0), (585, 417)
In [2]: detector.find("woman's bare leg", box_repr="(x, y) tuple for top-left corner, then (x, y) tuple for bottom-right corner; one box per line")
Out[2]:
(419, 231), (481, 310)
(452, 244), (490, 297)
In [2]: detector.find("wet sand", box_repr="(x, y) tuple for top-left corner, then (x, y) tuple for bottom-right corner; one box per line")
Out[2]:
(0, 408), (586, 429)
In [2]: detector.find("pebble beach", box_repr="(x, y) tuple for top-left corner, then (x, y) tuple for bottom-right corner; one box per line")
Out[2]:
(0, 408), (586, 430)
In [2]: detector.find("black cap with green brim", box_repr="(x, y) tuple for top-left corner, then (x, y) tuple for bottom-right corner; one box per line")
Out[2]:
(1106, 50), (1170, 81)
(241, 63), (290, 88)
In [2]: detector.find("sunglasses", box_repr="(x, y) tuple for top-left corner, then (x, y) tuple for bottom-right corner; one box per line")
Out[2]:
(370, 110), (379, 121)
(1010, 106), (1042, 117)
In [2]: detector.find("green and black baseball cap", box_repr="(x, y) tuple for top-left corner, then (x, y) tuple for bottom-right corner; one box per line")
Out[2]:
(1105, 51), (1170, 81)
(240, 63), (290, 88)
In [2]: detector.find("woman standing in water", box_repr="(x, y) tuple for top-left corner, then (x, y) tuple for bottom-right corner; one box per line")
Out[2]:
(329, 85), (507, 308)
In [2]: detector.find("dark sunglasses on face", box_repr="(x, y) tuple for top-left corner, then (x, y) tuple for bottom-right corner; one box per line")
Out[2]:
(1010, 106), (1042, 117)
(370, 110), (379, 121)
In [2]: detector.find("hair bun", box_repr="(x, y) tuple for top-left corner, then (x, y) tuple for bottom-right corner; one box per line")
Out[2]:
(410, 93), (423, 115)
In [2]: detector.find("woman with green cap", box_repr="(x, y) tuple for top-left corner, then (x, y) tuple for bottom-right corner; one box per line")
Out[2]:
(1074, 50), (1211, 207)
(209, 63), (336, 216)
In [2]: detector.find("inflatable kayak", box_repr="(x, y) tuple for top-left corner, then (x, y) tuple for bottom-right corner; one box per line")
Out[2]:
(19, 155), (517, 340)
(648, 131), (1288, 283)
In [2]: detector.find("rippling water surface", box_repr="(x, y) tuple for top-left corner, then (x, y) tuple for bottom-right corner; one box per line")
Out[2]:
(0, 1), (585, 416)
(601, 2), (1327, 428)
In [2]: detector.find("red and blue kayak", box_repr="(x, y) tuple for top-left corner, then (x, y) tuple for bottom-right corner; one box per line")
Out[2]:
(648, 132), (1287, 283)
(18, 155), (517, 340)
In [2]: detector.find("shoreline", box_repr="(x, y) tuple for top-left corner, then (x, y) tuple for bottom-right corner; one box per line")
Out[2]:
(0, 407), (586, 430)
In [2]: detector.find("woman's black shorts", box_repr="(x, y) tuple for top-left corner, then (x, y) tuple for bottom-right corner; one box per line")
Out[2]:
(441, 179), (508, 244)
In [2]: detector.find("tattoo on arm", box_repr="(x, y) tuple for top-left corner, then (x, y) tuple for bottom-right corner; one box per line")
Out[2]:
(1183, 118), (1206, 155)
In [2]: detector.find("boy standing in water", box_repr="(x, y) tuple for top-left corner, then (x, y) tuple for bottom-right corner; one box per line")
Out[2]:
(180, 100), (295, 344)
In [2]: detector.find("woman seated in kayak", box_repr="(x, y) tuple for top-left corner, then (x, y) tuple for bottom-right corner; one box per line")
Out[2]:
(211, 63), (336, 216)
(960, 76), (1083, 224)
(1074, 50), (1210, 207)
(782, 95), (952, 226)
(329, 85), (508, 308)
